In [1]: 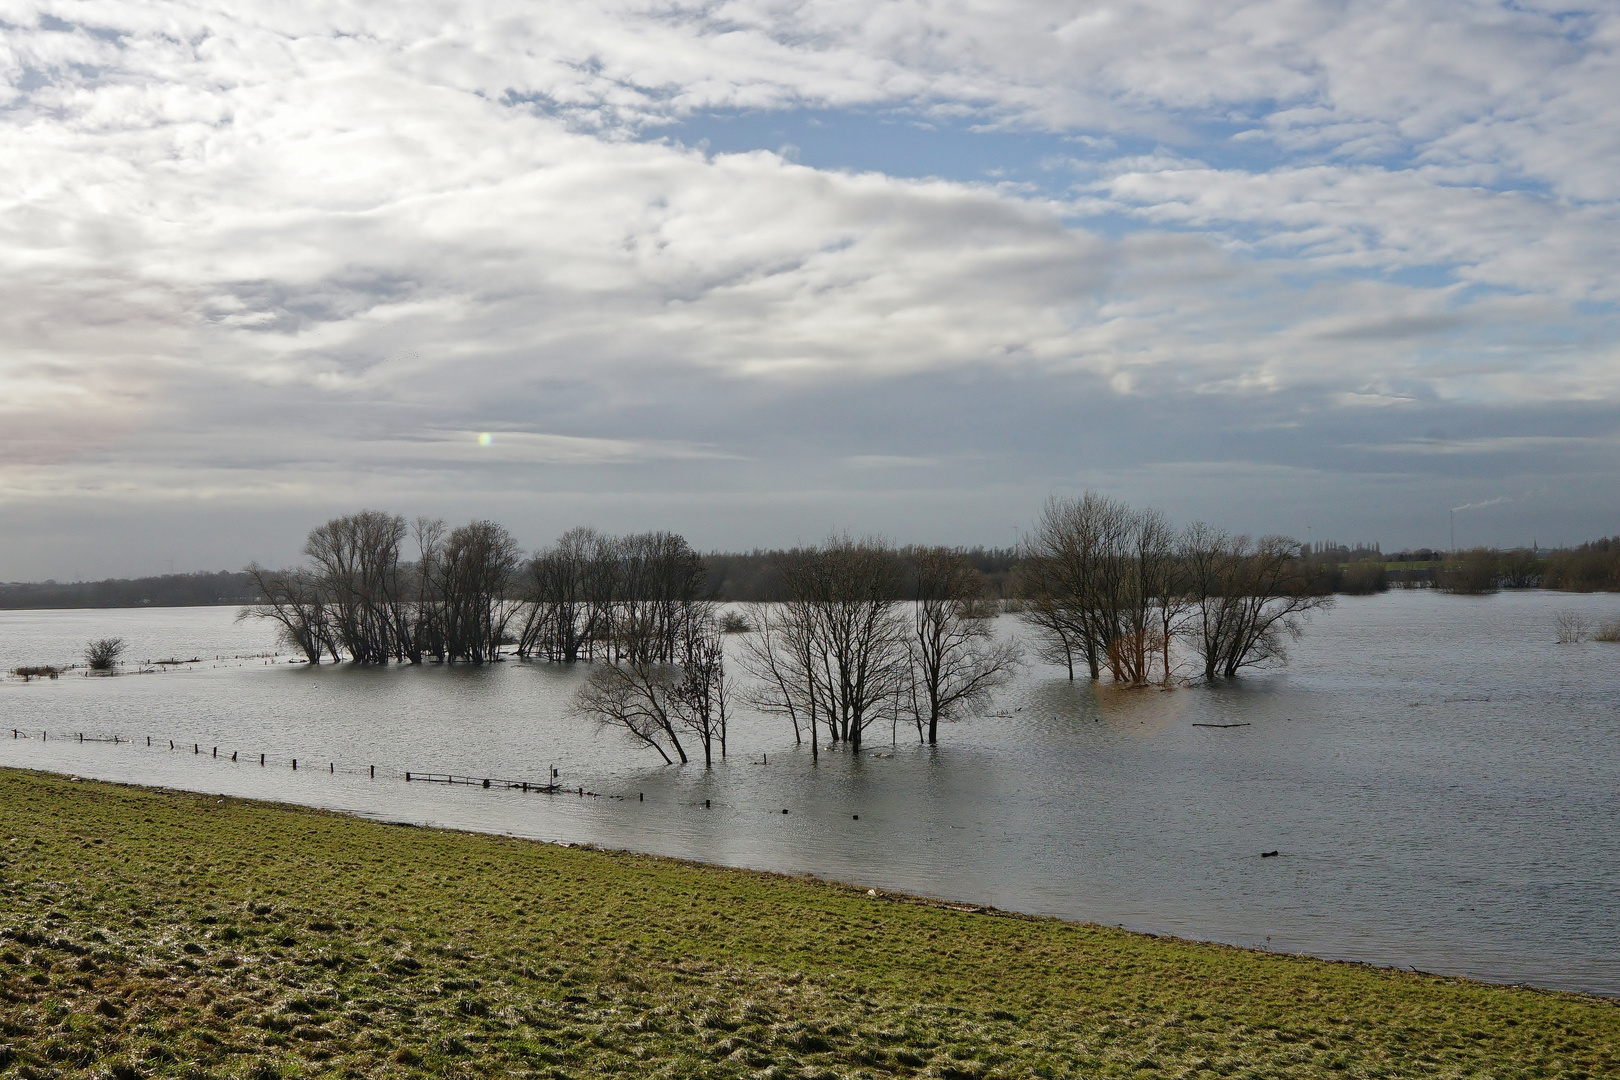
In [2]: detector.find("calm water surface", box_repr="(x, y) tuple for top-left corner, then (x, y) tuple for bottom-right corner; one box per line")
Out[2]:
(2, 591), (1617, 994)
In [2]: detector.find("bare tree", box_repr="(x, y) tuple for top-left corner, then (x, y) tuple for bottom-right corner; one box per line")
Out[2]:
(304, 510), (409, 664)
(241, 511), (520, 666)
(1018, 495), (1101, 680)
(519, 528), (708, 665)
(615, 531), (707, 664)
(573, 612), (731, 766)
(672, 622), (731, 767)
(518, 527), (595, 661)
(240, 563), (333, 663)
(1106, 506), (1176, 686)
(582, 531), (624, 661)
(1554, 610), (1592, 644)
(743, 536), (908, 753)
(1018, 493), (1175, 685)
(435, 520), (523, 663)
(904, 549), (1022, 744)
(84, 638), (126, 671)
(1181, 528), (1332, 679)
(405, 516), (447, 663)
(742, 597), (822, 754)
(1150, 523), (1196, 685)
(574, 661), (689, 764)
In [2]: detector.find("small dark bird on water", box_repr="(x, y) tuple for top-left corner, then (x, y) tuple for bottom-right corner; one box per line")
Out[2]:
(1261, 850), (1280, 858)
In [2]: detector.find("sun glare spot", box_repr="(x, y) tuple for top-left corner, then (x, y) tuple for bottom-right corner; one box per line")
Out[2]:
(477, 432), (493, 447)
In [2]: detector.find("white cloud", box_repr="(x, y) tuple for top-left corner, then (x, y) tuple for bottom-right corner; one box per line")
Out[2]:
(0, 0), (1618, 574)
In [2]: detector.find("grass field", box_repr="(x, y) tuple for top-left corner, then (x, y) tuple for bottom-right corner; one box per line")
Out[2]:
(0, 768), (1614, 1079)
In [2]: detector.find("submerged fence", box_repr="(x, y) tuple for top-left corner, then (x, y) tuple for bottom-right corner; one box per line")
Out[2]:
(6, 727), (621, 800)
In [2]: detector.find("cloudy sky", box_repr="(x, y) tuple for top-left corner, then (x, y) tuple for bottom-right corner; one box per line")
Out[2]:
(2, 0), (1618, 578)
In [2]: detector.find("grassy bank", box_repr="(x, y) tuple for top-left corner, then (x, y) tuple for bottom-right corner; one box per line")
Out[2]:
(0, 769), (1613, 1079)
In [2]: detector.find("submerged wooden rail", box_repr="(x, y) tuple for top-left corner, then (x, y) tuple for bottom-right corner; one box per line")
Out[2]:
(402, 771), (570, 794)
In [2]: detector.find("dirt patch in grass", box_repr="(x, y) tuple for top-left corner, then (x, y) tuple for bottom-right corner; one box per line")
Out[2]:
(0, 767), (1614, 1079)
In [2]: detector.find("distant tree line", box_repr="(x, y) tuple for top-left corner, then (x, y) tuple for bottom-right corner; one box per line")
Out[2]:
(1298, 545), (1564, 595)
(0, 571), (258, 610)
(1542, 538), (1620, 592)
(9, 537), (1620, 614)
(0, 550), (1019, 610)
(705, 546), (1018, 601)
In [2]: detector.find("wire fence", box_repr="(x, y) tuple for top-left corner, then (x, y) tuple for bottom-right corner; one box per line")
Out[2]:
(6, 726), (623, 800)
(6, 653), (288, 680)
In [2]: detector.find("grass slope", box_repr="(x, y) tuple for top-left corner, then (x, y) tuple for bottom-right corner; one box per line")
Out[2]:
(0, 768), (1614, 1079)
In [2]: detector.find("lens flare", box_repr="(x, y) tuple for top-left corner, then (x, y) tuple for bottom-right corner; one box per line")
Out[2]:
(477, 432), (493, 447)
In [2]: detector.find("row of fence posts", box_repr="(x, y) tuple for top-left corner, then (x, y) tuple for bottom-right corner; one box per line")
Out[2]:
(4, 730), (772, 815)
(9, 727), (605, 799)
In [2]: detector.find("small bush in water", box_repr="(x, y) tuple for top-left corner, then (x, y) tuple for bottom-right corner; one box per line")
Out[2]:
(85, 637), (127, 671)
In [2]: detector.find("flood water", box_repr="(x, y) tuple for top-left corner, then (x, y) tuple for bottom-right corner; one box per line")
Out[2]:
(3, 590), (1617, 995)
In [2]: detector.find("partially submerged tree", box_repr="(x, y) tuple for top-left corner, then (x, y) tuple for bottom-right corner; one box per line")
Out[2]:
(573, 612), (731, 767)
(1554, 610), (1592, 644)
(240, 513), (522, 665)
(671, 623), (731, 767)
(742, 596), (822, 751)
(904, 548), (1022, 744)
(517, 526), (595, 662)
(240, 564), (332, 663)
(1018, 494), (1179, 685)
(1181, 529), (1333, 680)
(519, 529), (707, 664)
(84, 637), (126, 672)
(435, 519), (523, 663)
(1019, 496), (1329, 685)
(1440, 548), (1501, 595)
(743, 536), (911, 754)
(574, 661), (689, 764)
(303, 510), (410, 663)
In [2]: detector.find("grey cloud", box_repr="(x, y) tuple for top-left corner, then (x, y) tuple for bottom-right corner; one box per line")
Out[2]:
(1313, 313), (1467, 342)
(1, 0), (1618, 576)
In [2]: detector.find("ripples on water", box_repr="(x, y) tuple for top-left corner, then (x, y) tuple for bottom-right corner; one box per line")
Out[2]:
(2, 591), (1617, 994)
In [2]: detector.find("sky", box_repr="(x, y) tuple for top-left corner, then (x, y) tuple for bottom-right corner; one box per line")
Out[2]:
(2, 0), (1618, 579)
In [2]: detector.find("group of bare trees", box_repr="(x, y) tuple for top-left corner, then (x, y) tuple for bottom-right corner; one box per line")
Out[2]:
(243, 514), (716, 669)
(536, 530), (733, 767)
(1018, 493), (1331, 685)
(516, 528), (707, 664)
(242, 511), (734, 765)
(741, 536), (1022, 751)
(244, 511), (523, 665)
(242, 499), (1328, 767)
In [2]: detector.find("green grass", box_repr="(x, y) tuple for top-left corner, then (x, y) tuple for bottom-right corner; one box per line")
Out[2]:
(0, 768), (1614, 1079)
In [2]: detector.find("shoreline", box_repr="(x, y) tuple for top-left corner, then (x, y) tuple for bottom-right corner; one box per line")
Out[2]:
(2, 765), (1616, 1078)
(5, 759), (1615, 1003)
